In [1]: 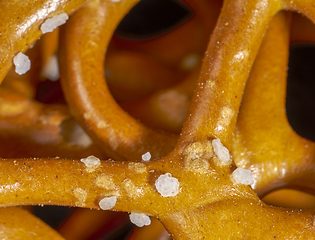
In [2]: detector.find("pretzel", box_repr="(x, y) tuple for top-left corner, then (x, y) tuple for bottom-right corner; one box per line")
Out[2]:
(105, 50), (186, 103)
(233, 11), (315, 196)
(1, 0), (315, 239)
(58, 0), (178, 161)
(0, 87), (99, 158)
(0, 207), (63, 239)
(0, 45), (105, 159)
(58, 208), (128, 239)
(121, 68), (199, 133)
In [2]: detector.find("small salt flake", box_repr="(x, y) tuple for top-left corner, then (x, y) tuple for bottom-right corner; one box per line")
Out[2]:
(142, 152), (151, 161)
(155, 173), (179, 197)
(41, 13), (69, 34)
(181, 53), (200, 70)
(80, 155), (101, 168)
(68, 123), (93, 148)
(232, 168), (254, 185)
(212, 138), (230, 163)
(43, 54), (59, 81)
(99, 196), (117, 210)
(13, 52), (31, 75)
(129, 213), (151, 227)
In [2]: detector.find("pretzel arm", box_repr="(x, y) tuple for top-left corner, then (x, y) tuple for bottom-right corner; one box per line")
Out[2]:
(0, 207), (65, 240)
(178, 0), (284, 148)
(0, 0), (89, 82)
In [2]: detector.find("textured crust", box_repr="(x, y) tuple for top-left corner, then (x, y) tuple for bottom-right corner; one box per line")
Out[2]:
(1, 0), (315, 239)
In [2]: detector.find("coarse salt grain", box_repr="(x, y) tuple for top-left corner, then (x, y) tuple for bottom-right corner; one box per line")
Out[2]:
(41, 13), (69, 34)
(232, 168), (254, 185)
(99, 196), (117, 210)
(155, 173), (179, 197)
(129, 213), (151, 227)
(212, 138), (230, 163)
(80, 155), (101, 168)
(13, 52), (31, 75)
(142, 152), (151, 161)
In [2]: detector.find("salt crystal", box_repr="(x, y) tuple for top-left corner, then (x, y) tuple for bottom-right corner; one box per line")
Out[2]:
(181, 53), (200, 70)
(129, 213), (151, 227)
(80, 155), (101, 168)
(43, 54), (59, 81)
(70, 123), (93, 147)
(142, 152), (151, 161)
(13, 52), (31, 75)
(232, 168), (254, 185)
(99, 196), (117, 210)
(155, 173), (179, 197)
(212, 138), (230, 163)
(41, 13), (69, 34)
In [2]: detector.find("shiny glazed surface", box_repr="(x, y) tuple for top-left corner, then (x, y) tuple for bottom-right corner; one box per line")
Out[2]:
(1, 0), (315, 239)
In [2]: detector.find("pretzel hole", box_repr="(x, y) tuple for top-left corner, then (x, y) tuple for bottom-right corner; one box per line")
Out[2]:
(286, 43), (315, 141)
(115, 0), (192, 40)
(262, 189), (315, 209)
(34, 206), (133, 238)
(36, 77), (65, 104)
(33, 205), (74, 229)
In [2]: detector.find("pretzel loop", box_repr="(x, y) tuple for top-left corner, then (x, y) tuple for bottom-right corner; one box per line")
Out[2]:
(59, 0), (178, 161)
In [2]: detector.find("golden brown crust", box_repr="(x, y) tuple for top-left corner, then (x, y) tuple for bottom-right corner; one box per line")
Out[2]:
(58, 0), (178, 161)
(0, 207), (64, 239)
(0, 0), (89, 81)
(1, 0), (315, 239)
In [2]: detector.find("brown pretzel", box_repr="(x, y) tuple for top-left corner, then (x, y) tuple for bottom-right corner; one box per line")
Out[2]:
(233, 11), (315, 196)
(0, 207), (64, 239)
(59, 0), (178, 161)
(2, 0), (315, 239)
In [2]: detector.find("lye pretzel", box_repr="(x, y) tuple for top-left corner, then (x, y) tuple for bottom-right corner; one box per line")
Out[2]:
(1, 0), (315, 239)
